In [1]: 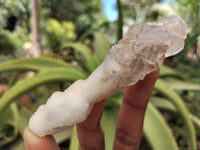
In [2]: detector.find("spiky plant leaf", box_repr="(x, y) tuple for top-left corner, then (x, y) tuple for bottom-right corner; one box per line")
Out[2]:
(160, 66), (186, 79)
(164, 78), (200, 90)
(155, 79), (197, 150)
(144, 102), (179, 150)
(0, 56), (72, 73)
(62, 42), (99, 73)
(93, 32), (111, 62)
(0, 68), (87, 112)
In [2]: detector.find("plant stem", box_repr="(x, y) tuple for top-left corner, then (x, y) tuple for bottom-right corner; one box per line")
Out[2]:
(117, 0), (123, 41)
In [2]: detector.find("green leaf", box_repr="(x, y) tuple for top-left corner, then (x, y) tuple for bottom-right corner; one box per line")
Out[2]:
(144, 102), (179, 150)
(18, 107), (32, 135)
(69, 126), (79, 150)
(189, 114), (200, 127)
(151, 96), (200, 127)
(150, 96), (177, 112)
(62, 42), (99, 73)
(78, 30), (92, 42)
(164, 78), (200, 91)
(93, 32), (111, 62)
(0, 103), (19, 147)
(101, 108), (118, 150)
(155, 79), (197, 150)
(54, 129), (72, 144)
(8, 71), (20, 87)
(0, 56), (72, 73)
(10, 102), (19, 136)
(160, 66), (186, 79)
(0, 68), (87, 113)
(0, 104), (14, 131)
(107, 90), (124, 107)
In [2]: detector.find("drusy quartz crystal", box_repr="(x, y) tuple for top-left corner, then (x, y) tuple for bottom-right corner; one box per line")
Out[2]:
(29, 15), (189, 137)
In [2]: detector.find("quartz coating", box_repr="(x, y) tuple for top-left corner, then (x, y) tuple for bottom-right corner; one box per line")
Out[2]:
(29, 15), (189, 137)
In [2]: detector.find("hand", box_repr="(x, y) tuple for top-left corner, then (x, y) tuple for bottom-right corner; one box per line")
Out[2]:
(23, 70), (159, 150)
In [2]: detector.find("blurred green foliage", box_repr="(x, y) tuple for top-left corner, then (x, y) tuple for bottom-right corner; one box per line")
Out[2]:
(0, 29), (30, 57)
(0, 0), (30, 31)
(43, 19), (76, 51)
(0, 32), (198, 150)
(0, 30), (16, 55)
(0, 0), (199, 149)
(40, 0), (107, 35)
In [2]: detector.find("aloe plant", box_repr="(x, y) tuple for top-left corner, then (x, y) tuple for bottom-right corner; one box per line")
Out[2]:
(0, 31), (198, 150)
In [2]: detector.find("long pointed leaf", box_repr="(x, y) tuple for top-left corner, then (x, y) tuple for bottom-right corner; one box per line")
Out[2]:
(101, 108), (118, 150)
(0, 57), (72, 73)
(62, 42), (99, 73)
(54, 129), (72, 145)
(164, 78), (200, 91)
(0, 103), (19, 147)
(155, 79), (197, 150)
(93, 32), (111, 62)
(144, 103), (179, 150)
(69, 126), (79, 150)
(10, 102), (19, 136)
(0, 68), (87, 112)
(151, 97), (200, 127)
(160, 66), (186, 79)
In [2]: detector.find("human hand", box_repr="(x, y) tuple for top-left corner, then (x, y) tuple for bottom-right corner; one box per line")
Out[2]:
(23, 69), (159, 150)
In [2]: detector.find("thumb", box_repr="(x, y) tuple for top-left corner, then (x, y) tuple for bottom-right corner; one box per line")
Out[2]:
(23, 127), (60, 150)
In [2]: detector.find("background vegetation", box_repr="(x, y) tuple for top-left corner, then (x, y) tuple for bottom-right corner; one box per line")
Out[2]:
(0, 0), (199, 149)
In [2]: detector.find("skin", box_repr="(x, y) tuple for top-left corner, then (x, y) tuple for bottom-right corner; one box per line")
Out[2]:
(23, 69), (159, 150)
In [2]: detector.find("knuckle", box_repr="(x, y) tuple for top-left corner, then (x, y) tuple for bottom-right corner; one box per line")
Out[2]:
(123, 97), (148, 109)
(115, 127), (139, 146)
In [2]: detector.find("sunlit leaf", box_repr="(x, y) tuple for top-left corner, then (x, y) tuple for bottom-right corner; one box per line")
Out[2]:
(150, 96), (177, 112)
(0, 56), (73, 73)
(69, 126), (79, 150)
(151, 96), (200, 127)
(93, 32), (111, 62)
(164, 78), (200, 91)
(54, 129), (72, 144)
(155, 79), (196, 150)
(160, 66), (186, 79)
(62, 42), (99, 73)
(189, 114), (200, 127)
(0, 68), (87, 113)
(101, 108), (118, 150)
(144, 102), (178, 150)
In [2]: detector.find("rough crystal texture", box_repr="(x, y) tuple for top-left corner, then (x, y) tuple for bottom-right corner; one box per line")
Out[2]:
(29, 15), (189, 137)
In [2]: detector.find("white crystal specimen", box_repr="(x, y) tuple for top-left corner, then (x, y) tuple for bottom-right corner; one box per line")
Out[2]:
(29, 15), (189, 137)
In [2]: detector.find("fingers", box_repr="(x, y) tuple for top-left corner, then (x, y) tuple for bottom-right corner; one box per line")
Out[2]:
(23, 99), (106, 150)
(114, 70), (160, 150)
(77, 99), (106, 150)
(23, 70), (159, 150)
(23, 127), (60, 150)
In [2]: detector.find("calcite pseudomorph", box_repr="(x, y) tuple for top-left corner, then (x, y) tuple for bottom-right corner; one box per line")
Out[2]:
(29, 15), (189, 137)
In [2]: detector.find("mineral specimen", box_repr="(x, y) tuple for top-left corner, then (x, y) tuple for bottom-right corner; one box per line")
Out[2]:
(29, 15), (189, 137)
